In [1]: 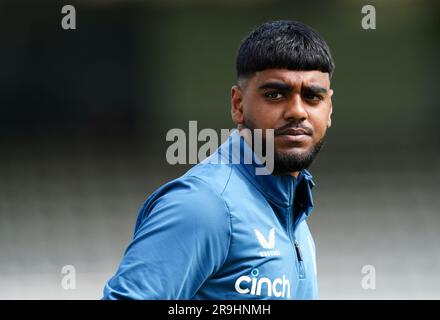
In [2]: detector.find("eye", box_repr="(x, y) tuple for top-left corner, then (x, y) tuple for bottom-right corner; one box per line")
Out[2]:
(303, 93), (323, 102)
(265, 92), (284, 100)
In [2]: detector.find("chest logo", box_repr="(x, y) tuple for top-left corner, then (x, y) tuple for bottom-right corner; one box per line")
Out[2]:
(255, 228), (276, 249)
(254, 228), (280, 257)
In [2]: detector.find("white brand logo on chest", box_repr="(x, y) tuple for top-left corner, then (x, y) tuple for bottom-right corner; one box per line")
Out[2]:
(254, 228), (281, 257)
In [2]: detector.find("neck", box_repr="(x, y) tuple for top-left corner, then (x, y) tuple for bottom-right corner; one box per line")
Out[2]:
(291, 171), (300, 178)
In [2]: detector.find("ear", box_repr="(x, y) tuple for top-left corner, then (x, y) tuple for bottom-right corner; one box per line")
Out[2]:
(231, 85), (244, 125)
(327, 89), (334, 128)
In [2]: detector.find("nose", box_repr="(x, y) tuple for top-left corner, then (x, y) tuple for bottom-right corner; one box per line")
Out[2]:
(283, 93), (308, 122)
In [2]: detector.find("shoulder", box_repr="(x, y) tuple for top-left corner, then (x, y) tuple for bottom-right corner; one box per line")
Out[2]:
(184, 161), (235, 197)
(137, 171), (232, 233)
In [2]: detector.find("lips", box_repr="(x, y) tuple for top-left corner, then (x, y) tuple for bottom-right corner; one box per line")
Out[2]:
(276, 128), (312, 136)
(275, 127), (312, 145)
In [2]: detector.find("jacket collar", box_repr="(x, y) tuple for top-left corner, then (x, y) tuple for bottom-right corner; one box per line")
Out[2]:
(218, 130), (315, 211)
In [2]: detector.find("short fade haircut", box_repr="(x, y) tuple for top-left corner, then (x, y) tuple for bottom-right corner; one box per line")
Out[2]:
(236, 20), (335, 80)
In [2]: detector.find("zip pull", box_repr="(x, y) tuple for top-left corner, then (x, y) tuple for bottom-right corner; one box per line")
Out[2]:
(294, 240), (303, 262)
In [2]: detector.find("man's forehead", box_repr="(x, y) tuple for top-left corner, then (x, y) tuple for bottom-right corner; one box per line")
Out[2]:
(252, 69), (330, 87)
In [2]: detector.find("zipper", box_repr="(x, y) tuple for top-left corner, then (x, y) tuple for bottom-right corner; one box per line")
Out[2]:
(294, 239), (306, 279)
(287, 179), (307, 280)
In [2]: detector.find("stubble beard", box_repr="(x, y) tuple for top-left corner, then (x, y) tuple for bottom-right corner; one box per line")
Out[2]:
(241, 120), (325, 175)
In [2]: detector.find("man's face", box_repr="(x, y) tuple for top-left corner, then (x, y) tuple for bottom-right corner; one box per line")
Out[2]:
(231, 69), (333, 175)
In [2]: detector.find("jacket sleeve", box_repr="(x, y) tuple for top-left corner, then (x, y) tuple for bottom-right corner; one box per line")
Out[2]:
(102, 176), (231, 299)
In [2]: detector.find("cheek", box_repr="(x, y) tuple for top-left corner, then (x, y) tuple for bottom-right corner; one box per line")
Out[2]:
(253, 108), (278, 127)
(309, 108), (331, 138)
(243, 100), (279, 128)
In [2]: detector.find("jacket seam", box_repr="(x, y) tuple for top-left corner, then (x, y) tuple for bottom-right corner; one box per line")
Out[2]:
(188, 169), (233, 274)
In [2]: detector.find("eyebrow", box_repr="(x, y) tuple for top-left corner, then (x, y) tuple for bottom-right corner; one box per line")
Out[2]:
(257, 81), (328, 94)
(302, 85), (328, 94)
(258, 82), (293, 92)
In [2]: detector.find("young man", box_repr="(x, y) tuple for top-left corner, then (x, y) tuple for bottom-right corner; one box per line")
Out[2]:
(103, 20), (334, 300)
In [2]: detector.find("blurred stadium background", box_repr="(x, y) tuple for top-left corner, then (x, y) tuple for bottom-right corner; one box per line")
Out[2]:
(0, 0), (439, 299)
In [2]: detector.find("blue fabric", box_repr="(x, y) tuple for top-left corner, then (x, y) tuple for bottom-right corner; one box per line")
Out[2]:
(103, 131), (318, 300)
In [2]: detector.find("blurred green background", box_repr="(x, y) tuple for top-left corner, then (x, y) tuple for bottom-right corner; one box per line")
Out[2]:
(0, 0), (439, 299)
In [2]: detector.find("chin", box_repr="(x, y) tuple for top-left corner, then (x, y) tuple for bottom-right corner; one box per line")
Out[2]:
(275, 146), (312, 157)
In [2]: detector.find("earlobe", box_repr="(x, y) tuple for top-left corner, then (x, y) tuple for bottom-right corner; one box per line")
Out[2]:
(329, 89), (334, 97)
(231, 85), (244, 125)
(327, 100), (333, 128)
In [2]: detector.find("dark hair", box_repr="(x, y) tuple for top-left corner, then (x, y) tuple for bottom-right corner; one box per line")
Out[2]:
(236, 20), (335, 79)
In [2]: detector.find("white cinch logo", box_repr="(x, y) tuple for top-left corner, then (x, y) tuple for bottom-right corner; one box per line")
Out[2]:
(234, 272), (291, 298)
(254, 228), (280, 257)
